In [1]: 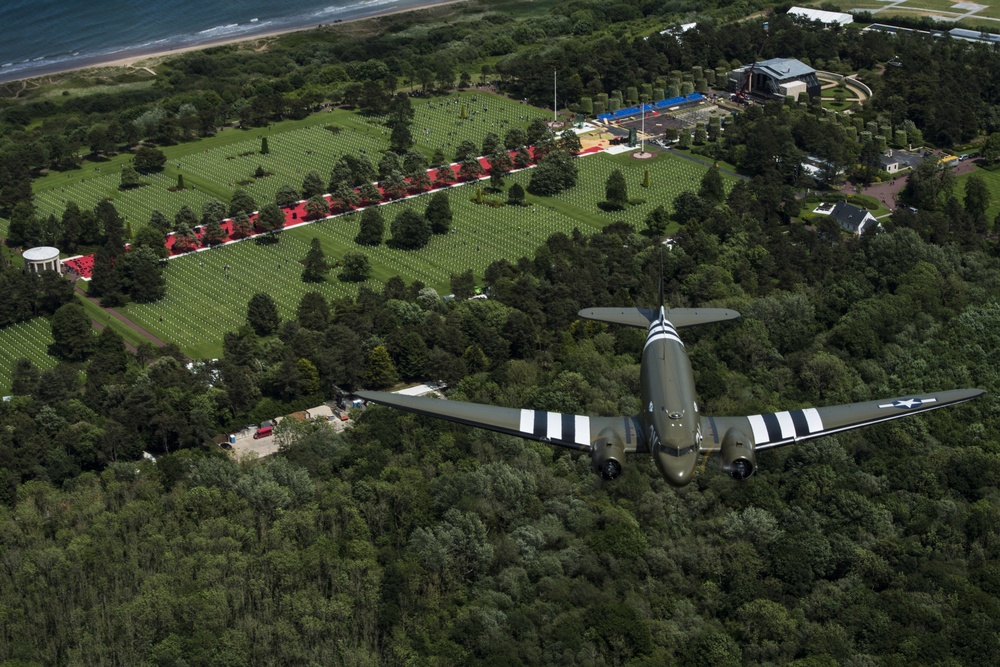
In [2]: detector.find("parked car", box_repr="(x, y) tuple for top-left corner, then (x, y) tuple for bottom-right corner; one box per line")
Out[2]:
(253, 425), (273, 439)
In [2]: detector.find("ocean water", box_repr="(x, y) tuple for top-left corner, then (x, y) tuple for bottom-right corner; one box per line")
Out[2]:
(0, 0), (431, 83)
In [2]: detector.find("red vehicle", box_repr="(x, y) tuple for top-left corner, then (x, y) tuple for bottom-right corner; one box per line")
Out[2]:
(253, 425), (273, 439)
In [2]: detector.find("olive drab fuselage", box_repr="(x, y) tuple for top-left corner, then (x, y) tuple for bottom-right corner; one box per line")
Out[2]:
(640, 309), (700, 486)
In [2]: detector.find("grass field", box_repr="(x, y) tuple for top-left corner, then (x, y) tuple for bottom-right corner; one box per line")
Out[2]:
(0, 96), (731, 383)
(0, 317), (57, 392)
(1, 90), (551, 241)
(109, 149), (732, 360)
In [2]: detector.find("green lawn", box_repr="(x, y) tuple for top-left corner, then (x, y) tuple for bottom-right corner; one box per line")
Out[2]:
(0, 317), (57, 393)
(0, 100), (735, 367)
(111, 149), (734, 359)
(4, 90), (551, 243)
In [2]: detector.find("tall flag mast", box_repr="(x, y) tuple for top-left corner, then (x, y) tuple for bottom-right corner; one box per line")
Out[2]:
(553, 70), (557, 122)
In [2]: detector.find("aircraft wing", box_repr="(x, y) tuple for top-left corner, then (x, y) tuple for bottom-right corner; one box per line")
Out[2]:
(700, 388), (985, 452)
(356, 391), (644, 453)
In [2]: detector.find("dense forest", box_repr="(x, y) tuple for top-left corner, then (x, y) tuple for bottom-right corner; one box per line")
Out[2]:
(2, 0), (1000, 664)
(3, 210), (1000, 664)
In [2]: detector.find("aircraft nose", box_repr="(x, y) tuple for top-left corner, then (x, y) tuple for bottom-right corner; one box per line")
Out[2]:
(654, 445), (698, 487)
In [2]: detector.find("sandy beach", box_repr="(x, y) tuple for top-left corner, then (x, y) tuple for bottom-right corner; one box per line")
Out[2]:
(1, 0), (467, 84)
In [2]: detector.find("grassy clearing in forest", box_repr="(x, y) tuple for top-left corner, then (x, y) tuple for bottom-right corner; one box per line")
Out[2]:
(113, 149), (733, 359)
(3, 90), (550, 241)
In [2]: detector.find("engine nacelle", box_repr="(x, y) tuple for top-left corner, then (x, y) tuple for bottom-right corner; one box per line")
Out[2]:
(591, 429), (625, 481)
(721, 428), (756, 480)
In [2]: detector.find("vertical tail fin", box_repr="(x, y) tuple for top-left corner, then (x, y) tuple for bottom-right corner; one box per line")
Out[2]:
(658, 249), (665, 316)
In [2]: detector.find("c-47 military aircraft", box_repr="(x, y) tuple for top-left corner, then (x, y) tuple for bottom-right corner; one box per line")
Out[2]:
(357, 306), (984, 486)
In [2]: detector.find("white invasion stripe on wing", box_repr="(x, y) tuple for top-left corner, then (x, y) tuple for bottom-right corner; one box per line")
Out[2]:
(747, 414), (769, 444)
(776, 411), (795, 439)
(547, 411), (561, 440)
(803, 408), (823, 433)
(574, 415), (590, 446)
(519, 409), (533, 434)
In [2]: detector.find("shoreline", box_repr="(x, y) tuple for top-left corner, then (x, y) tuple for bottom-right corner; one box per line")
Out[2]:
(0, 0), (468, 85)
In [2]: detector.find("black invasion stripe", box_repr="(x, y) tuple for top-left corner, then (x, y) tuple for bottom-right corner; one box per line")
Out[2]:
(534, 410), (547, 438)
(624, 417), (632, 445)
(708, 416), (719, 444)
(791, 410), (809, 438)
(562, 413), (574, 444)
(762, 413), (782, 443)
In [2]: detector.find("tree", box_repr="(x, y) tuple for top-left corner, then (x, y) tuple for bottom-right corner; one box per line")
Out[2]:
(229, 189), (257, 217)
(302, 170), (325, 199)
(488, 151), (513, 190)
(604, 169), (628, 209)
(297, 292), (330, 331)
(454, 140), (479, 163)
(434, 164), (455, 187)
(330, 183), (359, 213)
(117, 246), (166, 303)
(301, 237), (330, 282)
(203, 219), (226, 246)
(10, 358), (40, 396)
(507, 182), (526, 205)
(514, 146), (533, 169)
(699, 167), (726, 205)
(356, 207), (385, 246)
(528, 151), (578, 196)
(302, 195), (328, 221)
(261, 136), (269, 154)
(247, 293), (280, 336)
(200, 199), (226, 228)
(459, 157), (483, 182)
(60, 201), (83, 251)
(148, 209), (172, 235)
(981, 132), (1000, 165)
(6, 201), (39, 247)
(231, 211), (253, 238)
(381, 171), (409, 200)
(88, 246), (120, 305)
(409, 169), (432, 193)
(96, 200), (126, 254)
(174, 204), (198, 233)
(390, 123), (414, 153)
(390, 209), (431, 250)
(504, 127), (527, 151)
(559, 129), (582, 154)
(50, 303), (94, 361)
(258, 203), (286, 235)
(378, 151), (402, 181)
(398, 332), (428, 380)
(133, 225), (169, 259)
(450, 269), (476, 299)
(339, 251), (371, 282)
(482, 132), (502, 157)
(359, 182), (382, 205)
(645, 205), (670, 236)
(526, 118), (550, 145)
(965, 174), (991, 231)
(133, 146), (166, 172)
(425, 191), (453, 234)
(365, 345), (397, 388)
(275, 184), (299, 208)
(119, 165), (142, 190)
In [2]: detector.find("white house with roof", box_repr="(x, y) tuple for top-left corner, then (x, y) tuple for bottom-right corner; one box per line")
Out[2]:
(829, 201), (879, 235)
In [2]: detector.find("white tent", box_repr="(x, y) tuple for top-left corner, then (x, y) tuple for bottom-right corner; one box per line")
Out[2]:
(787, 6), (853, 26)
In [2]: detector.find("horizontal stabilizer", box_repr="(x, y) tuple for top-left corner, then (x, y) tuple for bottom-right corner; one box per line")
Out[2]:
(578, 307), (656, 328)
(664, 308), (741, 328)
(579, 307), (740, 328)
